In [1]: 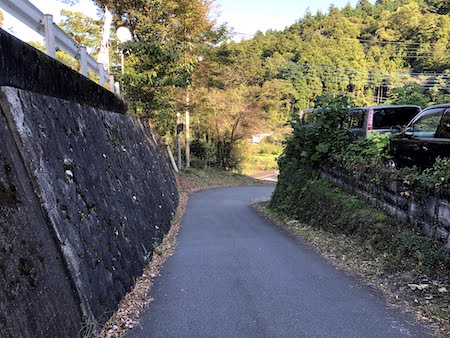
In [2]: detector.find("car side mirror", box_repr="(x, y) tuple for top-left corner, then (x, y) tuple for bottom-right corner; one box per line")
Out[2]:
(404, 126), (413, 137)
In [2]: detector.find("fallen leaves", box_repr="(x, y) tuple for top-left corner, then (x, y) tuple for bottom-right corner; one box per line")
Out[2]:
(254, 203), (450, 338)
(408, 284), (429, 291)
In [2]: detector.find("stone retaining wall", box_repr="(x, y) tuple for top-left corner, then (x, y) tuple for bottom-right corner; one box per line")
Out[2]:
(0, 29), (126, 114)
(0, 29), (178, 336)
(322, 168), (450, 251)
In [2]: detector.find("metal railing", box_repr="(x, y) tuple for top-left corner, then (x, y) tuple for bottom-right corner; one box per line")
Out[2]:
(0, 0), (115, 94)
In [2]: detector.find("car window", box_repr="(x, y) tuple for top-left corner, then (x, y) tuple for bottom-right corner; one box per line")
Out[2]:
(436, 109), (450, 138)
(373, 107), (420, 129)
(348, 110), (364, 129)
(301, 109), (316, 124)
(412, 111), (442, 137)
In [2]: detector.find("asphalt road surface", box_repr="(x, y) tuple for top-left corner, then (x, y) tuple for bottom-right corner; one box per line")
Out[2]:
(250, 170), (279, 182)
(126, 186), (433, 338)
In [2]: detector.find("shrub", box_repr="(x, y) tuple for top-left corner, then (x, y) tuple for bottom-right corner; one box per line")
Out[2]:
(388, 230), (450, 273)
(190, 139), (218, 167)
(342, 132), (391, 169)
(270, 94), (449, 275)
(270, 176), (450, 274)
(420, 157), (450, 193)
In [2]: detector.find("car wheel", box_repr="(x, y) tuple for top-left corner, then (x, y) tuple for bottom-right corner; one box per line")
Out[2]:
(385, 158), (397, 170)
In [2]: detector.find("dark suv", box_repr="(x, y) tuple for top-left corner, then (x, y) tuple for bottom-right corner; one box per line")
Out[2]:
(390, 104), (450, 168)
(347, 105), (421, 140)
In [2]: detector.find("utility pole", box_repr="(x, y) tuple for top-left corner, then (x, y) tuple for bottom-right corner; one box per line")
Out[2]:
(177, 112), (182, 169)
(185, 88), (190, 167)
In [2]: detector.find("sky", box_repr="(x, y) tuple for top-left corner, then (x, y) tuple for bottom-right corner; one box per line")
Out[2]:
(1, 0), (372, 42)
(215, 0), (365, 39)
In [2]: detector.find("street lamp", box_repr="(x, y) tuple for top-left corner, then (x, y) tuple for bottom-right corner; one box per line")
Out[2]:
(116, 27), (132, 76)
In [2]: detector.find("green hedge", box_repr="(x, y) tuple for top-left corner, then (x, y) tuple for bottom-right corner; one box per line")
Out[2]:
(269, 171), (449, 273)
(269, 95), (450, 273)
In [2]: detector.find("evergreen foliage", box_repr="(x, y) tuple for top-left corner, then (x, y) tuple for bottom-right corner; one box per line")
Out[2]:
(269, 94), (449, 273)
(86, 0), (450, 169)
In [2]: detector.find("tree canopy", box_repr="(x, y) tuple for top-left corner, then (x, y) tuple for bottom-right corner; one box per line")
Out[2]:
(75, 0), (450, 169)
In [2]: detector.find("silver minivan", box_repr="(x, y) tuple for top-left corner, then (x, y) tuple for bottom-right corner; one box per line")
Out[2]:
(347, 105), (421, 139)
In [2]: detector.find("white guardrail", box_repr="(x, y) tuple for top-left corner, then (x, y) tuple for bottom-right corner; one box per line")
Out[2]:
(0, 0), (116, 94)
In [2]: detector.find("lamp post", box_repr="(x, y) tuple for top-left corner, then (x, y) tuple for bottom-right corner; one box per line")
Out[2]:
(185, 87), (190, 167)
(116, 27), (132, 77)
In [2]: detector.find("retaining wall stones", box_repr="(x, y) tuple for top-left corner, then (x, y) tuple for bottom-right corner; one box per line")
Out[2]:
(0, 29), (178, 336)
(322, 168), (450, 251)
(0, 91), (83, 338)
(0, 29), (126, 114)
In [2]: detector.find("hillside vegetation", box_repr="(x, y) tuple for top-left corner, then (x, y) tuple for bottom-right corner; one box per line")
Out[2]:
(31, 0), (450, 170)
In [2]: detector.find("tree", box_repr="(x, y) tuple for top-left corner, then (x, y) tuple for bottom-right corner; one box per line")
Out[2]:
(375, 0), (398, 12)
(197, 85), (266, 169)
(90, 0), (226, 140)
(387, 83), (429, 107)
(59, 9), (103, 56)
(186, 41), (272, 169)
(414, 13), (450, 72)
(423, 0), (450, 14)
(260, 79), (298, 122)
(77, 0), (450, 168)
(354, 0), (375, 18)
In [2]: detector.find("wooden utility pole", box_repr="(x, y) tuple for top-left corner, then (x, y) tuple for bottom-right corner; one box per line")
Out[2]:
(177, 112), (182, 169)
(185, 88), (190, 167)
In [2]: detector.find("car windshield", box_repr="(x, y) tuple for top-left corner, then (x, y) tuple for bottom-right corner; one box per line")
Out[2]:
(413, 111), (442, 137)
(347, 109), (364, 128)
(373, 107), (420, 129)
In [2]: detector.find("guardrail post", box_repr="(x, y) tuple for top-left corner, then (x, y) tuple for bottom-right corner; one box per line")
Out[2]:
(79, 46), (88, 77)
(114, 82), (120, 96)
(44, 14), (56, 58)
(98, 63), (105, 87)
(109, 75), (115, 94)
(3, 0), (117, 92)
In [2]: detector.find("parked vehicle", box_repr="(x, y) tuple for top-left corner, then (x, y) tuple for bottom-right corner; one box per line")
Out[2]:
(390, 104), (450, 168)
(347, 105), (421, 140)
(300, 108), (316, 124)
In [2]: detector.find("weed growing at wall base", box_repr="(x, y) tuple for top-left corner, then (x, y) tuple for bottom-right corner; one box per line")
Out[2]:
(270, 177), (449, 273)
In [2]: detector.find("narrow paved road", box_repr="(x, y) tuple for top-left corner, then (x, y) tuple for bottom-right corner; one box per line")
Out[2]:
(250, 170), (279, 182)
(127, 186), (433, 337)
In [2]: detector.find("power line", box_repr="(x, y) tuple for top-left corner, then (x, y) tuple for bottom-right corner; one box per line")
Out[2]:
(356, 38), (448, 48)
(285, 61), (450, 79)
(272, 61), (450, 91)
(230, 31), (254, 38)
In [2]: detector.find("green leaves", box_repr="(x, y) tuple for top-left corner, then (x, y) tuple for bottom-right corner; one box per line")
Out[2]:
(59, 9), (103, 54)
(421, 157), (450, 192)
(388, 83), (429, 107)
(342, 131), (392, 172)
(284, 95), (352, 169)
